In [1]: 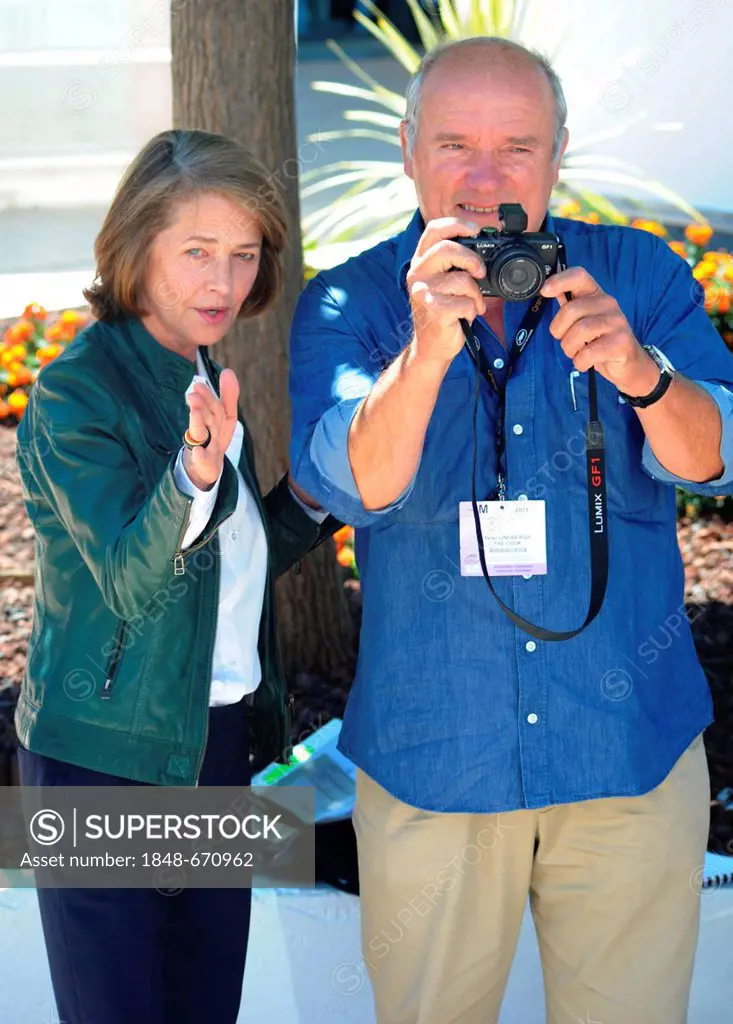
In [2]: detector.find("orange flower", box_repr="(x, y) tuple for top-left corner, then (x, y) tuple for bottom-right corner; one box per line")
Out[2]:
(585, 212), (600, 224)
(45, 323), (63, 343)
(717, 292), (731, 315)
(60, 309), (84, 325)
(685, 223), (714, 246)
(668, 241), (688, 258)
(7, 389), (29, 417)
(556, 199), (581, 217)
(56, 324), (74, 342)
(631, 219), (667, 238)
(10, 343), (27, 361)
(0, 349), (17, 367)
(693, 260), (718, 282)
(336, 547), (354, 568)
(23, 303), (47, 321)
(333, 525), (354, 547)
(703, 284), (721, 313)
(37, 343), (64, 364)
(4, 321), (31, 345)
(703, 251), (727, 263)
(6, 363), (33, 388)
(0, 399), (8, 420)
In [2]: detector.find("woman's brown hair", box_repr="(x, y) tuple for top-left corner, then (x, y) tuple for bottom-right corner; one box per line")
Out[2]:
(84, 128), (287, 322)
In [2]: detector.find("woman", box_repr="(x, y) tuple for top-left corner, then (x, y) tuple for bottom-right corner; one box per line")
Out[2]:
(14, 128), (336, 1024)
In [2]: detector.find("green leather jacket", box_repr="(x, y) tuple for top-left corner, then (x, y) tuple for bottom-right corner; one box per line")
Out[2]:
(14, 316), (335, 786)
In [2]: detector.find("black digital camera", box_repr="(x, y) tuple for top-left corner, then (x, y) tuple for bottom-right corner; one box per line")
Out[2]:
(456, 202), (563, 302)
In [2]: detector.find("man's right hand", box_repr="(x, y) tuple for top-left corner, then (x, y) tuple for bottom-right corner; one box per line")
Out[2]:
(347, 219), (487, 511)
(406, 218), (487, 368)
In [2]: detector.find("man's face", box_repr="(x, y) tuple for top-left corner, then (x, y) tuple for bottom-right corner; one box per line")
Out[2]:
(401, 55), (568, 233)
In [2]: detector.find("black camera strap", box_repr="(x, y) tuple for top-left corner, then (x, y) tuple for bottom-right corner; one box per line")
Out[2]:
(459, 293), (608, 642)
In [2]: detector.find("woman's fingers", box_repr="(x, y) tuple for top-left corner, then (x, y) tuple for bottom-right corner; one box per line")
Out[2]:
(182, 372), (241, 490)
(185, 370), (241, 457)
(186, 395), (209, 445)
(186, 388), (221, 441)
(218, 370), (241, 448)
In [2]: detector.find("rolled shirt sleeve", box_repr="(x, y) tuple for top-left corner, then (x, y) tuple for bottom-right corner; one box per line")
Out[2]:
(289, 276), (418, 527)
(637, 235), (733, 497)
(642, 381), (733, 494)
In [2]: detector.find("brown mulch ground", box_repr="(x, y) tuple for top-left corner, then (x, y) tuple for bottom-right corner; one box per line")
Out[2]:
(1, 424), (732, 851)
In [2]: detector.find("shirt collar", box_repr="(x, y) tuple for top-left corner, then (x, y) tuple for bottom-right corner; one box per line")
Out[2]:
(395, 209), (427, 291)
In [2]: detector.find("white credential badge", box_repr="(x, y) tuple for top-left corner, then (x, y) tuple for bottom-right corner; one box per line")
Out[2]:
(459, 500), (547, 577)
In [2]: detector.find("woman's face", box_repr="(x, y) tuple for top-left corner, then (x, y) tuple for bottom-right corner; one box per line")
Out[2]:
(141, 192), (263, 361)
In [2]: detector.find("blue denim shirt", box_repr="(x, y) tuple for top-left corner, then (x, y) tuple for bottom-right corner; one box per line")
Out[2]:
(290, 211), (733, 813)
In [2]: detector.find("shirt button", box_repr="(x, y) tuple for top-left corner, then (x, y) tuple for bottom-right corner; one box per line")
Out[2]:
(517, 493), (528, 501)
(522, 573), (533, 580)
(525, 640), (537, 653)
(527, 713), (538, 725)
(231, 531), (238, 540)
(512, 423), (524, 435)
(493, 357), (505, 370)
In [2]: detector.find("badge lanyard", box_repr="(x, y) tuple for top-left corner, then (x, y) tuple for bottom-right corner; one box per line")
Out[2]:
(459, 286), (608, 642)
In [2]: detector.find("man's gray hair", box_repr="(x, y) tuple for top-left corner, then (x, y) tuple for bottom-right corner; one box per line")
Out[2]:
(404, 37), (568, 162)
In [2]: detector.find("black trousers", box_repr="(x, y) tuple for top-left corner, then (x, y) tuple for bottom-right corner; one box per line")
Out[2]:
(18, 697), (253, 1024)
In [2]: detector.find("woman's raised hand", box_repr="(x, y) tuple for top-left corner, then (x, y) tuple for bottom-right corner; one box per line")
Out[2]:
(182, 369), (240, 490)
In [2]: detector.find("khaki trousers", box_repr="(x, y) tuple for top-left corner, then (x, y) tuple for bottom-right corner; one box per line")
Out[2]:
(352, 735), (710, 1024)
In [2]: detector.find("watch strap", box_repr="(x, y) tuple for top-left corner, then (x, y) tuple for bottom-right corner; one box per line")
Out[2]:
(618, 347), (675, 408)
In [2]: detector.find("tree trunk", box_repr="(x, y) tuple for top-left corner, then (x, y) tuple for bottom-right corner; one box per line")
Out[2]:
(170, 0), (354, 678)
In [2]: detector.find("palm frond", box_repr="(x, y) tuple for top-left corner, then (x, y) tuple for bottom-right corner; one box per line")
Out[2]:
(304, 177), (417, 248)
(310, 81), (404, 114)
(302, 0), (705, 263)
(301, 169), (400, 200)
(559, 187), (628, 225)
(437, 0), (462, 37)
(352, 2), (422, 72)
(300, 159), (407, 185)
(558, 169), (705, 223)
(343, 110), (402, 129)
(323, 38), (407, 113)
(405, 0), (441, 49)
(306, 128), (401, 148)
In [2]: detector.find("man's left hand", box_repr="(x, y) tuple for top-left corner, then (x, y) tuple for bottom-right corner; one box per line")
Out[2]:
(541, 267), (660, 397)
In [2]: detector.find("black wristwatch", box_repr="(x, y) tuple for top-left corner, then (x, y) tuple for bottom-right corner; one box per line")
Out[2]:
(618, 345), (676, 408)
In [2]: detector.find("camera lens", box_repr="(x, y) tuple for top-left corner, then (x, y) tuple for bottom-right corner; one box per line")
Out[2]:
(492, 248), (544, 302)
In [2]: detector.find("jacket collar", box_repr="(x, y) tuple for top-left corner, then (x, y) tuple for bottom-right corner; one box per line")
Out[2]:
(118, 316), (221, 397)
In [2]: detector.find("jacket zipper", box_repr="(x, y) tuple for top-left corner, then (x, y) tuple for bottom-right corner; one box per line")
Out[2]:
(173, 504), (236, 576)
(101, 621), (127, 699)
(173, 500), (193, 576)
(194, 534), (221, 786)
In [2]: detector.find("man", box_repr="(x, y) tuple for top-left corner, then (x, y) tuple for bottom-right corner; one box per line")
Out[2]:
(289, 37), (733, 1024)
